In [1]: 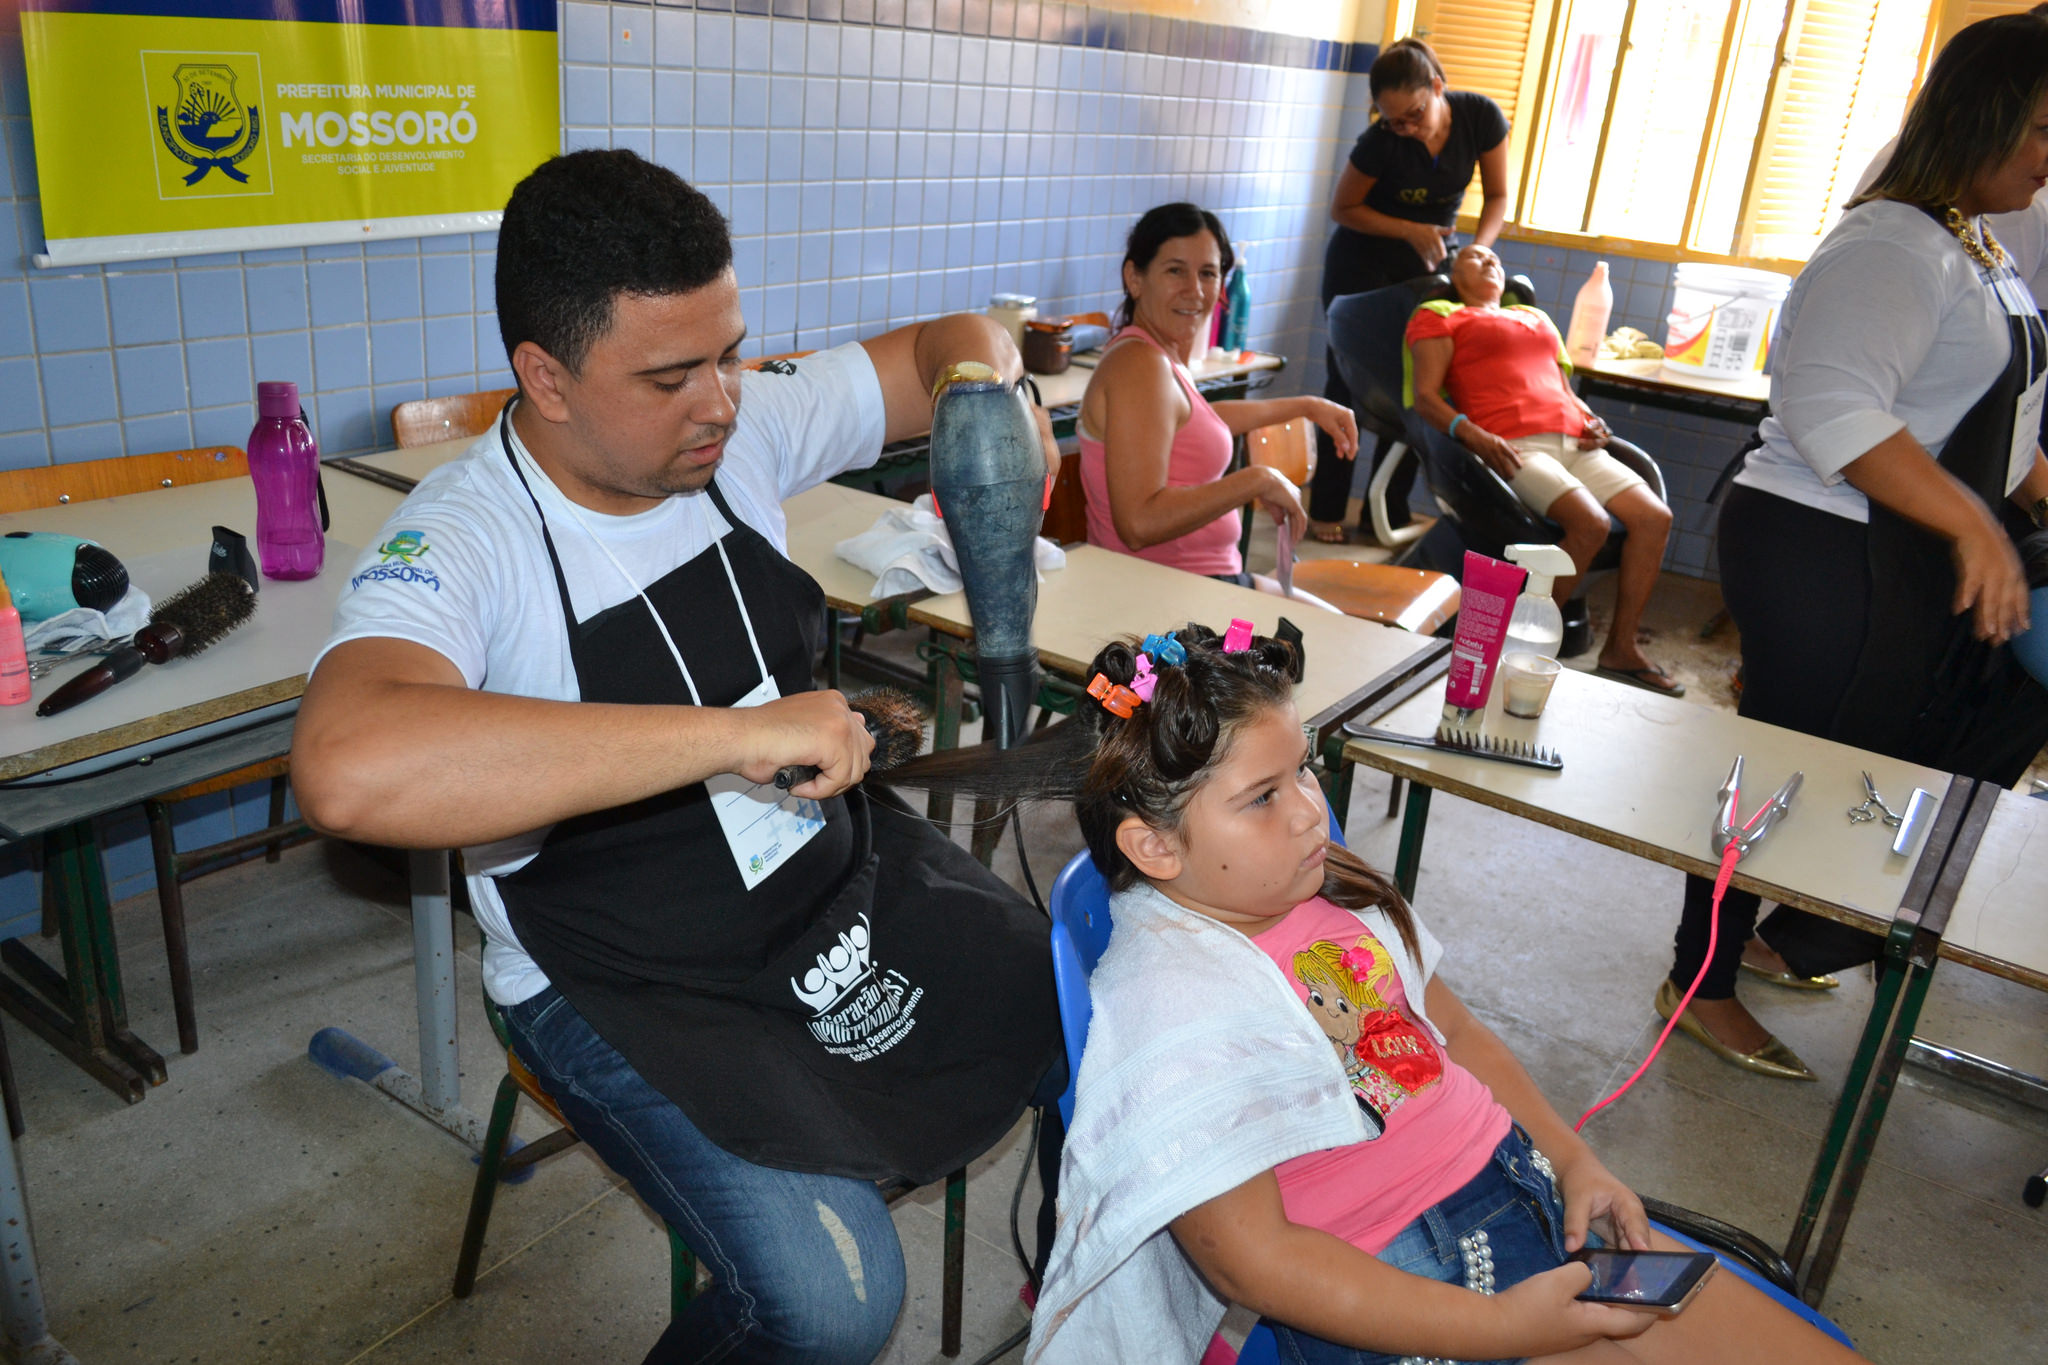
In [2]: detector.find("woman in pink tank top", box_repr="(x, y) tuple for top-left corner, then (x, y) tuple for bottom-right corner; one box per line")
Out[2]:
(1077, 204), (1360, 595)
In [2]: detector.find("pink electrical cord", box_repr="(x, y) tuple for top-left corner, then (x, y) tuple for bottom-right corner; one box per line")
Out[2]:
(1574, 800), (1768, 1132)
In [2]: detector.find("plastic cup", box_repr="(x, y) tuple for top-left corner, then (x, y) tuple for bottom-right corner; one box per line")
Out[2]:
(1500, 652), (1562, 720)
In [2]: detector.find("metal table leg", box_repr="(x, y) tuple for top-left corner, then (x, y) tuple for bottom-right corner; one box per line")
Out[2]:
(1393, 783), (1433, 903)
(0, 1116), (77, 1364)
(0, 820), (164, 1102)
(306, 848), (486, 1152)
(1786, 774), (1991, 1304)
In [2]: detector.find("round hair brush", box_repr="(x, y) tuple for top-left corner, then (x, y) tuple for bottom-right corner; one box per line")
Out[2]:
(37, 573), (258, 718)
(774, 687), (930, 790)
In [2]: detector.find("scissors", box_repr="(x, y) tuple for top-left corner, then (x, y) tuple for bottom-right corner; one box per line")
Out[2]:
(1846, 770), (1902, 827)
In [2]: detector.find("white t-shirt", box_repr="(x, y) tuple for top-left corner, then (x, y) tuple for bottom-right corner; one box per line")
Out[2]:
(315, 343), (889, 1004)
(1735, 200), (2033, 521)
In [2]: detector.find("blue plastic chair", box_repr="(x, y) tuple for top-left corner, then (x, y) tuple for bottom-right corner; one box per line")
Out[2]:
(1046, 828), (1854, 1361)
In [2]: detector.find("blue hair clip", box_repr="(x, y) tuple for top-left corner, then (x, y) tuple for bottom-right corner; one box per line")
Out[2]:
(1141, 632), (1186, 667)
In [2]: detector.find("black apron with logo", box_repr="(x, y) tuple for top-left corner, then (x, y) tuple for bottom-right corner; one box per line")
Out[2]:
(1830, 240), (2048, 786)
(493, 428), (1058, 1185)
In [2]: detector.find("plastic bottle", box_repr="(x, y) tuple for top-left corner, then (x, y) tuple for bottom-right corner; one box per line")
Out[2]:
(1222, 253), (1252, 356)
(1564, 261), (1612, 369)
(248, 380), (324, 581)
(0, 568), (28, 706)
(1502, 542), (1576, 660)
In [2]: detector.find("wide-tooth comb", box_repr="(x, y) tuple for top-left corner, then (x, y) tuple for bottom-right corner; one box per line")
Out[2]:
(1341, 721), (1564, 771)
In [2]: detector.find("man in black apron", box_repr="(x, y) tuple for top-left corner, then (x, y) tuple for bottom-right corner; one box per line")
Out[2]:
(296, 149), (1064, 1364)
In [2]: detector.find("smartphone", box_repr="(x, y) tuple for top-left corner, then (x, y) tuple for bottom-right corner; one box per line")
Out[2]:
(1568, 1248), (1719, 1315)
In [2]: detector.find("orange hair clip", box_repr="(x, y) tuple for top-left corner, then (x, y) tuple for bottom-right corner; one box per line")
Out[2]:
(1087, 672), (1144, 718)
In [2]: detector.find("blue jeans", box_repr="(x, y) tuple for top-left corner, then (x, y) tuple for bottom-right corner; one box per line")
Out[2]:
(1264, 1126), (1588, 1365)
(504, 987), (907, 1365)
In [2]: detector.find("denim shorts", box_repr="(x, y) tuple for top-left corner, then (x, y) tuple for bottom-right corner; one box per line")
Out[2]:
(1264, 1125), (1594, 1365)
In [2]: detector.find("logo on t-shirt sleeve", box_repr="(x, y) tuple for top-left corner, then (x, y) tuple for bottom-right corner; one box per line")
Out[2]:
(1293, 935), (1444, 1131)
(350, 529), (442, 592)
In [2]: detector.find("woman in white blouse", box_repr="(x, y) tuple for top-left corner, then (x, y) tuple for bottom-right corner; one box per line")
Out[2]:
(1661, 12), (2048, 1080)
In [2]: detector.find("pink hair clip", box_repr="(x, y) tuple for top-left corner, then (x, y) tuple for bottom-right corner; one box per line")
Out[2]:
(1129, 654), (1158, 702)
(1222, 618), (1255, 653)
(1087, 672), (1144, 718)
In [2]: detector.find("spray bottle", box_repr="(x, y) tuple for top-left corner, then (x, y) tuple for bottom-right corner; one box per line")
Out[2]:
(1503, 543), (1576, 661)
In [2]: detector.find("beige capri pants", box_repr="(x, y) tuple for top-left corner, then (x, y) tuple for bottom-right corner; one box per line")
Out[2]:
(1503, 432), (1647, 517)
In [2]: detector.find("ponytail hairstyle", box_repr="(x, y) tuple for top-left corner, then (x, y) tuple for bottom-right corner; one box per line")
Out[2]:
(1369, 37), (1447, 101)
(1112, 203), (1235, 332)
(878, 622), (1421, 961)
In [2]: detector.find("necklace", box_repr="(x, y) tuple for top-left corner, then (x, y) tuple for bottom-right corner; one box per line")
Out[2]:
(1944, 206), (2007, 270)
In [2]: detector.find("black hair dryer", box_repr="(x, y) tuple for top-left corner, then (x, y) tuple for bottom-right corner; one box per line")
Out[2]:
(929, 364), (1043, 750)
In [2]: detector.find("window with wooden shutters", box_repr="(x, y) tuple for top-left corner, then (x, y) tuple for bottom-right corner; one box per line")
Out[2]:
(1733, 0), (1933, 261)
(1404, 0), (1556, 221)
(1387, 0), (1971, 269)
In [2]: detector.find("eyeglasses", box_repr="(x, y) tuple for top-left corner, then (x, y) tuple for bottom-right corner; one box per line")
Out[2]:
(1377, 91), (1436, 135)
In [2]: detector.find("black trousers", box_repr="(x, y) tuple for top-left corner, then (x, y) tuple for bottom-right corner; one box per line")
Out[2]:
(1310, 244), (1422, 526)
(1671, 484), (1883, 996)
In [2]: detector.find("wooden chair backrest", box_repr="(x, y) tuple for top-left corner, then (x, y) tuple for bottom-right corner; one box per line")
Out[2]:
(1043, 450), (1089, 546)
(392, 388), (516, 449)
(1244, 418), (1316, 489)
(1069, 311), (1111, 330)
(0, 446), (249, 515)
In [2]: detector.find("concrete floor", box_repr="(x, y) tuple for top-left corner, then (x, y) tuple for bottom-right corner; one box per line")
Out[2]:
(6, 571), (2044, 1363)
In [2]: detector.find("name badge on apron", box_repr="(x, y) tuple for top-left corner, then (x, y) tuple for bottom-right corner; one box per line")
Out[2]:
(705, 673), (827, 889)
(1992, 270), (2045, 494)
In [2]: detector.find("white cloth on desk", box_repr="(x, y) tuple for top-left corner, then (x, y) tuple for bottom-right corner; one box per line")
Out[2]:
(1736, 200), (2031, 522)
(24, 584), (151, 654)
(313, 342), (888, 1007)
(834, 493), (1065, 597)
(1025, 881), (1445, 1365)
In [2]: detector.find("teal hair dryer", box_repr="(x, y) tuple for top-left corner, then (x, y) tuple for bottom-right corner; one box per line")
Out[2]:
(0, 533), (129, 623)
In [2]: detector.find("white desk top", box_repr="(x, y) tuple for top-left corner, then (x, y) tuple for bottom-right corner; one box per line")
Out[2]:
(908, 543), (1432, 722)
(1031, 349), (1284, 409)
(0, 472), (406, 779)
(1942, 788), (2048, 988)
(1578, 355), (1772, 409)
(1343, 666), (1953, 933)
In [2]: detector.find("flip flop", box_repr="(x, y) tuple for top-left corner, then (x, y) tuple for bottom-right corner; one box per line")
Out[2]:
(1594, 663), (1686, 697)
(1307, 520), (1350, 545)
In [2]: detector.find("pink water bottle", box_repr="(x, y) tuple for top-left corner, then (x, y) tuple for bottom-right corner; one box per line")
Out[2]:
(249, 381), (324, 580)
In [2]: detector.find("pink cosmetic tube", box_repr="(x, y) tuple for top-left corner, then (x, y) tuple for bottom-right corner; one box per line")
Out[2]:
(1443, 550), (1527, 724)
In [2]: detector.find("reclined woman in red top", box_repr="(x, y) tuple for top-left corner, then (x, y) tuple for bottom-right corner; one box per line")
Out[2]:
(1407, 244), (1682, 694)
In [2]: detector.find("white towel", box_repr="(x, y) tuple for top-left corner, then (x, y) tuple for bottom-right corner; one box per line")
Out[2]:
(834, 494), (1065, 598)
(24, 584), (152, 655)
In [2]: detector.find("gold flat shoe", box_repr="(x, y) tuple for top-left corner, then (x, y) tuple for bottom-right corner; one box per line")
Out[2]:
(1738, 960), (1840, 991)
(1654, 980), (1816, 1081)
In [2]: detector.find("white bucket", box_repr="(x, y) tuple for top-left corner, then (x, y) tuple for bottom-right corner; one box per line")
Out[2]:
(1663, 263), (1791, 379)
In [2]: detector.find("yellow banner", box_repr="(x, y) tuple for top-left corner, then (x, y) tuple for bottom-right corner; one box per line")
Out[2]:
(21, 6), (558, 264)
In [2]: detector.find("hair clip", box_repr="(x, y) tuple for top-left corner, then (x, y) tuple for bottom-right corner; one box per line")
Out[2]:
(1087, 672), (1144, 718)
(1222, 618), (1255, 653)
(1129, 654), (1157, 702)
(1141, 632), (1185, 667)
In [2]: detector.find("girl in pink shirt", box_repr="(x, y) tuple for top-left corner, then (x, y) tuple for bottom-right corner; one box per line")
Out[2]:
(889, 623), (1867, 1365)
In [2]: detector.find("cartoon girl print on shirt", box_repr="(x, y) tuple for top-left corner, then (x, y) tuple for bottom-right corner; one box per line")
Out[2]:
(1292, 935), (1444, 1128)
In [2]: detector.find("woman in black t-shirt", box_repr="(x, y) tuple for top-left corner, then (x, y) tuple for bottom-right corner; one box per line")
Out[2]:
(1308, 38), (1510, 542)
